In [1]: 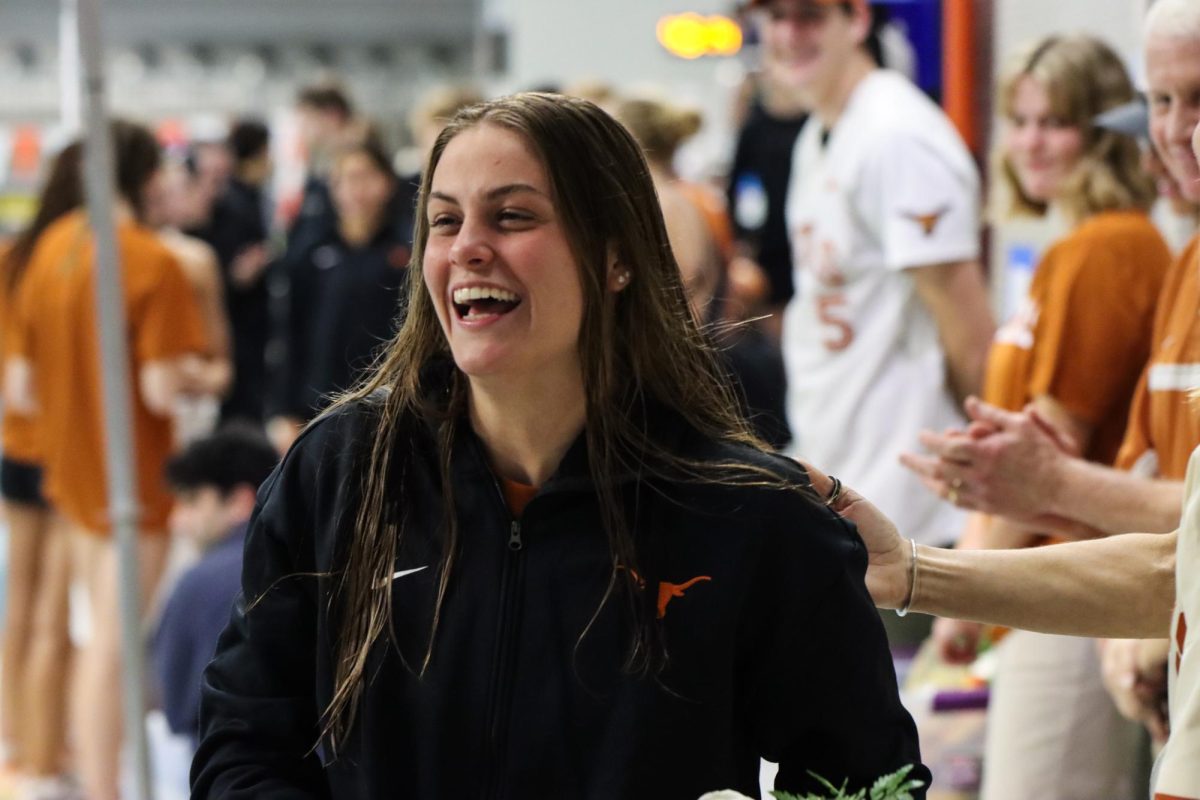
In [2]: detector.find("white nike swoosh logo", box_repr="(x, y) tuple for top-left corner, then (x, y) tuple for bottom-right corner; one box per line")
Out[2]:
(392, 566), (428, 580)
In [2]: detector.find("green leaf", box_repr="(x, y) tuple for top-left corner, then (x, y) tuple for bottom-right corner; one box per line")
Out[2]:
(867, 765), (926, 800)
(773, 765), (922, 800)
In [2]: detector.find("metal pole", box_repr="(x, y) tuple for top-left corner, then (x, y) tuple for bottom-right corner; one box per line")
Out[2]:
(59, 0), (82, 135)
(73, 0), (155, 797)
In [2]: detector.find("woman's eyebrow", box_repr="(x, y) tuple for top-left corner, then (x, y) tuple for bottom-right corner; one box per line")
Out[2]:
(428, 183), (548, 205)
(486, 183), (547, 200)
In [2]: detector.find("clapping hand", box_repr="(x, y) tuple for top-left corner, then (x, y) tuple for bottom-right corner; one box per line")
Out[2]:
(900, 397), (1078, 522)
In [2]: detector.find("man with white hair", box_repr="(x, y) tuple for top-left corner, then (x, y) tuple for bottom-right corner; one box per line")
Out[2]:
(886, 1), (1200, 796)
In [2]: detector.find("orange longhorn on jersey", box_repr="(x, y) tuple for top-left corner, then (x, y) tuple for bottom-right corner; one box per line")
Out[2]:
(902, 206), (950, 237)
(657, 576), (712, 619)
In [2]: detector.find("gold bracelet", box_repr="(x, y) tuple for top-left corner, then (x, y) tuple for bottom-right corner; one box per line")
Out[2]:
(895, 539), (919, 617)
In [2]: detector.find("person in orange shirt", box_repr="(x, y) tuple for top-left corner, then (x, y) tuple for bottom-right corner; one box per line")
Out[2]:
(0, 143), (84, 799)
(6, 121), (208, 800)
(612, 95), (774, 322)
(149, 159), (235, 445)
(902, 36), (1170, 799)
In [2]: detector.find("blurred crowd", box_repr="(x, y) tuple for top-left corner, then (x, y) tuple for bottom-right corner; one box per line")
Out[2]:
(1, 0), (1199, 798)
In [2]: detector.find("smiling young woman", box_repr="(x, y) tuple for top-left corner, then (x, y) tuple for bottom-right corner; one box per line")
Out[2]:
(192, 93), (926, 799)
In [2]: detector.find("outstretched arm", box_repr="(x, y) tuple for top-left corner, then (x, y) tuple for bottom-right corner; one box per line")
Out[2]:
(909, 533), (1175, 638)
(801, 463), (1176, 639)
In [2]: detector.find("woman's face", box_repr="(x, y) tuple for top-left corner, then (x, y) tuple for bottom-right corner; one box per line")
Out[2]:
(1004, 75), (1085, 203)
(142, 164), (209, 229)
(331, 152), (394, 222)
(423, 124), (587, 382)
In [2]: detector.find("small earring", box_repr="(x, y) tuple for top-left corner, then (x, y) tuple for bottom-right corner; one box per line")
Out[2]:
(616, 272), (629, 285)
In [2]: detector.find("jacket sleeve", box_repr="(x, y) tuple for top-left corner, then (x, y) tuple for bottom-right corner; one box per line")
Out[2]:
(744, 500), (931, 798)
(190, 454), (332, 798)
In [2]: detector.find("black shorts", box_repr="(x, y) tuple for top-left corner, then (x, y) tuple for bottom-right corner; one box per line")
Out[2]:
(0, 457), (47, 507)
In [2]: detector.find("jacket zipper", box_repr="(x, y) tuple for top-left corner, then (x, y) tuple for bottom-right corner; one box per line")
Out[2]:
(482, 474), (525, 799)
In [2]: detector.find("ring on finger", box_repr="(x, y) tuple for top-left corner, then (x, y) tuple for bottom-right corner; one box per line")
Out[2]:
(824, 475), (844, 507)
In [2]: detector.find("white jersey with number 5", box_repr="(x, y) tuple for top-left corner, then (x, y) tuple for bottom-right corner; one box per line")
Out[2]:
(783, 70), (980, 546)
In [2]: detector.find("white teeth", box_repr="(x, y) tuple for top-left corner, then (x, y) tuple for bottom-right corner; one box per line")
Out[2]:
(452, 286), (519, 304)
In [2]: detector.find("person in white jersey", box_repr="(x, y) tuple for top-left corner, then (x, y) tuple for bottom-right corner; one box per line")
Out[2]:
(756, 0), (993, 550)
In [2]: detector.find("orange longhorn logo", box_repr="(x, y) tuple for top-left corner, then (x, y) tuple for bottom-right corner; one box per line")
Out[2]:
(657, 576), (712, 619)
(902, 206), (950, 237)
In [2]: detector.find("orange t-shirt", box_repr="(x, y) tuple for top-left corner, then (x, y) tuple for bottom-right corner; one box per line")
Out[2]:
(9, 210), (208, 533)
(0, 245), (41, 464)
(1115, 234), (1200, 480)
(678, 181), (735, 262)
(983, 210), (1170, 465)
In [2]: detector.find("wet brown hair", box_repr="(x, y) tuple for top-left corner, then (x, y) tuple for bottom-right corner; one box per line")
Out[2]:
(318, 92), (798, 751)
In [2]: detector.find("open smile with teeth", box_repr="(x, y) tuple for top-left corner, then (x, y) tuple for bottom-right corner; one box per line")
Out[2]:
(452, 286), (522, 321)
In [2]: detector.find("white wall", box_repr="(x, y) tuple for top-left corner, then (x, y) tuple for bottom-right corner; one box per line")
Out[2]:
(506, 0), (729, 89)
(497, 0), (749, 178)
(994, 0), (1151, 83)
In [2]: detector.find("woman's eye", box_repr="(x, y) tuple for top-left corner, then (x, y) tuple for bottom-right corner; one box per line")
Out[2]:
(429, 215), (459, 229)
(498, 210), (532, 224)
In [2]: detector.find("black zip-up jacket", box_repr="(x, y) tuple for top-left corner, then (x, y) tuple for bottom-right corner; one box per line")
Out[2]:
(192, 396), (928, 799)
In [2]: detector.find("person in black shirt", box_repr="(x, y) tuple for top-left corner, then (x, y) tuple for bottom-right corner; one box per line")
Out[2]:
(267, 135), (408, 451)
(190, 120), (273, 423)
(726, 98), (807, 311)
(285, 85), (355, 262)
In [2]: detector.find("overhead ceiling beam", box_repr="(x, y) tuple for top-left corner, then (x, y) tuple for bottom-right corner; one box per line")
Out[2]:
(0, 0), (480, 44)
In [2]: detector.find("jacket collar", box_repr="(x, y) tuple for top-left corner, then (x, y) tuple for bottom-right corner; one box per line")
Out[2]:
(418, 363), (690, 494)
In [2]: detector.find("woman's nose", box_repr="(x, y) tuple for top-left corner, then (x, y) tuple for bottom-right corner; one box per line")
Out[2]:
(448, 217), (494, 269)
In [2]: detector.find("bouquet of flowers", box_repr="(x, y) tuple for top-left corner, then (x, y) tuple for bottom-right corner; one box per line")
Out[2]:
(700, 764), (925, 800)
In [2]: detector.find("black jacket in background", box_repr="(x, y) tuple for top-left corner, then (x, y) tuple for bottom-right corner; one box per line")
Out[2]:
(269, 226), (409, 421)
(193, 396), (928, 799)
(190, 177), (271, 422)
(727, 102), (808, 307)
